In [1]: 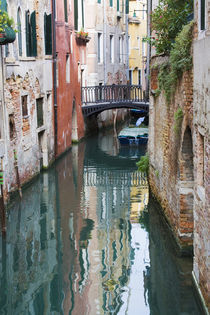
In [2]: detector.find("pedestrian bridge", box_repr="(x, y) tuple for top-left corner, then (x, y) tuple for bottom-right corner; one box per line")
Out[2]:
(84, 168), (148, 187)
(81, 85), (149, 117)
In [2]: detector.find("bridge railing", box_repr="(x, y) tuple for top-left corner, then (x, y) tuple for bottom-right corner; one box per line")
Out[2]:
(82, 85), (148, 105)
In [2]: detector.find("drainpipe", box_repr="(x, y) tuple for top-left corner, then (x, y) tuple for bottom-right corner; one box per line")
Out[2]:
(52, 0), (58, 158)
(125, 0), (129, 83)
(103, 0), (107, 84)
(146, 0), (151, 100)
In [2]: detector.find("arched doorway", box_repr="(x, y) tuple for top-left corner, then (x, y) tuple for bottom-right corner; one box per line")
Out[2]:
(178, 126), (194, 246)
(72, 98), (78, 143)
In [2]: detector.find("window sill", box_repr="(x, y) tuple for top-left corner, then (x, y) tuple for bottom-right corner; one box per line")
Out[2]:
(19, 56), (36, 62)
(37, 126), (45, 133)
(45, 55), (52, 60)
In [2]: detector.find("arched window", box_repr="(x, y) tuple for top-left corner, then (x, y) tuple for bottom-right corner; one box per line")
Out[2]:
(17, 8), (22, 56)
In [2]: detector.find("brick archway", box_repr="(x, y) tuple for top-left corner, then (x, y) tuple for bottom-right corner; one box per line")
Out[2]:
(178, 126), (194, 247)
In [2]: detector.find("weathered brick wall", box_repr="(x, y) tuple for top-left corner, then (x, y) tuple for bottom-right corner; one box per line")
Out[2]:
(148, 55), (194, 251)
(149, 33), (210, 311)
(1, 0), (54, 200)
(193, 23), (210, 310)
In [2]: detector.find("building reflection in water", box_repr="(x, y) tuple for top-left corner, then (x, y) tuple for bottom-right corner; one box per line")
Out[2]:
(0, 131), (202, 315)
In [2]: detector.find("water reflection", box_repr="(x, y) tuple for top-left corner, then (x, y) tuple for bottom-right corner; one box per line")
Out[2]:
(0, 131), (202, 314)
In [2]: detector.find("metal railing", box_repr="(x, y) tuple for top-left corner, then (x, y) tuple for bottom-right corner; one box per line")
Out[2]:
(82, 85), (148, 105)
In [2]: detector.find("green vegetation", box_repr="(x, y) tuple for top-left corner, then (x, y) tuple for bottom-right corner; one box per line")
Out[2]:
(174, 107), (183, 136)
(155, 169), (159, 178)
(155, 21), (194, 103)
(136, 154), (149, 175)
(144, 0), (193, 54)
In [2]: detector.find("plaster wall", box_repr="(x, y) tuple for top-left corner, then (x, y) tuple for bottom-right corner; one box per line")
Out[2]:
(0, 0), (54, 198)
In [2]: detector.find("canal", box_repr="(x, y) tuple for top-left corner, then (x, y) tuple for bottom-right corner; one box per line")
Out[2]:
(0, 130), (203, 314)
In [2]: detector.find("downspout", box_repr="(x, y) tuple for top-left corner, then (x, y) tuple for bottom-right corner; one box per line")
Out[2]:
(146, 0), (151, 100)
(125, 0), (129, 83)
(52, 0), (58, 158)
(103, 0), (106, 84)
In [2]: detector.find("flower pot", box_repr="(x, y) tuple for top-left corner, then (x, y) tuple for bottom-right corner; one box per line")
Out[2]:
(0, 26), (16, 45)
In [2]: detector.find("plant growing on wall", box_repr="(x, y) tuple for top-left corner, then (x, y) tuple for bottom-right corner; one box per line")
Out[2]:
(174, 107), (183, 136)
(136, 154), (149, 175)
(155, 21), (194, 103)
(144, 0), (193, 54)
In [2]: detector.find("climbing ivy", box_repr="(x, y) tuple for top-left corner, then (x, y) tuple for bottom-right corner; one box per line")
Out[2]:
(174, 107), (183, 136)
(155, 21), (194, 104)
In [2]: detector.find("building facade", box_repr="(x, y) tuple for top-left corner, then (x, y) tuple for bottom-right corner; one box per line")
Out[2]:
(0, 0), (54, 199)
(148, 0), (210, 311)
(128, 0), (147, 90)
(54, 0), (86, 157)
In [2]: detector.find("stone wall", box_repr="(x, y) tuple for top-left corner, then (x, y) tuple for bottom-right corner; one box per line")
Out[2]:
(149, 24), (210, 311)
(149, 55), (194, 252)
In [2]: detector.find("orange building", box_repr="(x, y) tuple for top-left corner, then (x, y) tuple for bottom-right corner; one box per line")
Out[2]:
(53, 0), (87, 157)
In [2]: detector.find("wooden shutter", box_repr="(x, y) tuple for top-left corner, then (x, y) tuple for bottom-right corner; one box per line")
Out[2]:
(201, 0), (205, 30)
(17, 10), (22, 56)
(44, 13), (52, 55)
(117, 0), (120, 12)
(74, 0), (78, 30)
(64, 0), (68, 22)
(126, 0), (129, 14)
(25, 11), (30, 56)
(30, 11), (37, 57)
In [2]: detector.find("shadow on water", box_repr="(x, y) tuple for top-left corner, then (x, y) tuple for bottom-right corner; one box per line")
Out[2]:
(0, 131), (203, 315)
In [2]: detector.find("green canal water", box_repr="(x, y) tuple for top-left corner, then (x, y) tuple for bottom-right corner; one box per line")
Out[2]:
(0, 131), (203, 314)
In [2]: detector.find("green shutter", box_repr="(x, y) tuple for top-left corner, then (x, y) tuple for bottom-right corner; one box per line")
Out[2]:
(117, 0), (120, 11)
(25, 11), (30, 56)
(17, 10), (22, 56)
(81, 0), (84, 28)
(110, 0), (113, 7)
(97, 0), (101, 3)
(74, 0), (78, 30)
(64, 0), (68, 22)
(201, 0), (205, 30)
(44, 13), (52, 55)
(30, 11), (37, 56)
(126, 0), (129, 14)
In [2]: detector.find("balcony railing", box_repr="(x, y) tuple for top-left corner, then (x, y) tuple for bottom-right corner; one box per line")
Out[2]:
(81, 85), (148, 105)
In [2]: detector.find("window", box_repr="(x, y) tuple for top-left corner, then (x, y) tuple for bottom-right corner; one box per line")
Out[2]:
(74, 0), (78, 30)
(138, 69), (141, 85)
(110, 0), (113, 7)
(25, 10), (37, 57)
(129, 70), (132, 84)
(117, 0), (120, 11)
(98, 0), (101, 3)
(9, 114), (15, 140)
(142, 41), (146, 57)
(197, 133), (205, 186)
(137, 36), (140, 54)
(36, 98), (44, 128)
(110, 35), (114, 63)
(122, 36), (124, 63)
(142, 4), (145, 19)
(119, 36), (122, 63)
(64, 0), (68, 22)
(200, 0), (205, 30)
(66, 54), (70, 82)
(98, 33), (103, 63)
(44, 13), (52, 55)
(21, 95), (28, 117)
(128, 35), (131, 55)
(17, 8), (22, 56)
(126, 0), (129, 14)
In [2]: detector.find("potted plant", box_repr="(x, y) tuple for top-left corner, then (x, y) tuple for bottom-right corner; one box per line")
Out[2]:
(75, 28), (90, 44)
(0, 9), (16, 45)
